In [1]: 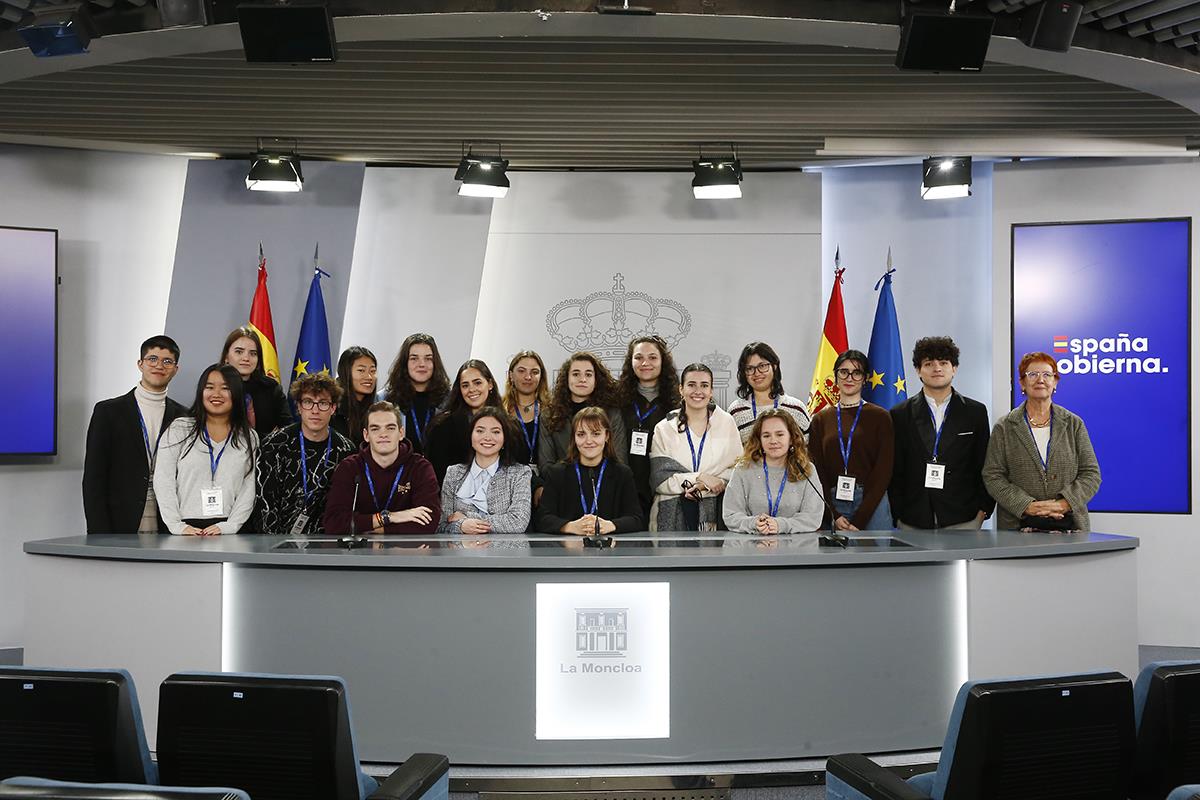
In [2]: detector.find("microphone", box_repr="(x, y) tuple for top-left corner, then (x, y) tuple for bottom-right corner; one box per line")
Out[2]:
(583, 471), (613, 549)
(592, 476), (601, 538)
(349, 475), (360, 537)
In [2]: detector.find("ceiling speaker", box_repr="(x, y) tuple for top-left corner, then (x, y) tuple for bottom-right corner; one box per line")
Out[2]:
(896, 11), (995, 72)
(237, 2), (337, 63)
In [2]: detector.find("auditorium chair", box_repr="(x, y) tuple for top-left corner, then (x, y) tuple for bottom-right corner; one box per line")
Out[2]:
(1134, 661), (1200, 800)
(825, 671), (1135, 800)
(1167, 789), (1200, 800)
(156, 673), (448, 800)
(0, 778), (247, 800)
(0, 668), (156, 784)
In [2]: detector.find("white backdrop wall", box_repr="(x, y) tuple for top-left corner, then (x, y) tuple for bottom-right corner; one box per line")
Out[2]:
(470, 172), (823, 407)
(0, 145), (189, 648)
(340, 168), (494, 376)
(820, 163), (996, 409)
(993, 158), (1200, 648)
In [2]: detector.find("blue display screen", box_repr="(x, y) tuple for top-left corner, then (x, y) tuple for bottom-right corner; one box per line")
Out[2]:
(1011, 218), (1191, 514)
(0, 226), (58, 455)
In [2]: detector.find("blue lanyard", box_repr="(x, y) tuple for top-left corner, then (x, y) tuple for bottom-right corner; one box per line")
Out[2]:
(835, 401), (863, 474)
(750, 395), (778, 420)
(135, 406), (155, 466)
(409, 406), (433, 445)
(298, 429), (333, 505)
(363, 460), (406, 514)
(685, 423), (708, 472)
(762, 460), (786, 517)
(517, 400), (539, 458)
(574, 459), (608, 515)
(927, 398), (949, 463)
(1024, 408), (1053, 472)
(202, 429), (230, 483)
(633, 398), (658, 428)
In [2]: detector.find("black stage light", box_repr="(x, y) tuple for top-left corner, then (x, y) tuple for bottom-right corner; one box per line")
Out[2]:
(692, 153), (742, 200)
(456, 143), (510, 198)
(18, 2), (97, 57)
(237, 1), (336, 63)
(921, 156), (972, 200)
(246, 140), (304, 192)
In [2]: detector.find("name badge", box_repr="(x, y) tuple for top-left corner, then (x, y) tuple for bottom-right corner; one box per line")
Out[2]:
(925, 463), (946, 490)
(835, 475), (856, 502)
(200, 487), (224, 517)
(289, 512), (310, 536)
(630, 430), (649, 456)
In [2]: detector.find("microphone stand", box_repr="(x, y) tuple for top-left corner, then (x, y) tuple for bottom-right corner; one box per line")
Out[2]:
(805, 473), (848, 548)
(339, 475), (366, 548)
(583, 473), (614, 549)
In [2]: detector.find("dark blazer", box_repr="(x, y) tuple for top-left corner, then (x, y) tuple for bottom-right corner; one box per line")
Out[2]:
(83, 388), (187, 533)
(889, 390), (994, 528)
(244, 374), (292, 437)
(424, 411), (471, 484)
(535, 460), (644, 534)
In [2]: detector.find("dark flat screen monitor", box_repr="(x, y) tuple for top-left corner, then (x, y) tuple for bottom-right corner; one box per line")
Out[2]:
(0, 226), (57, 455)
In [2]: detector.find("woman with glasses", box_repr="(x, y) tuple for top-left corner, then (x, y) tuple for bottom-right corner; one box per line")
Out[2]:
(982, 352), (1100, 532)
(727, 342), (812, 444)
(332, 346), (378, 448)
(808, 349), (894, 532)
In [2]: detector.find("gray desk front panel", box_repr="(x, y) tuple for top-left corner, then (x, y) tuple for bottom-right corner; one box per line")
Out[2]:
(226, 562), (962, 764)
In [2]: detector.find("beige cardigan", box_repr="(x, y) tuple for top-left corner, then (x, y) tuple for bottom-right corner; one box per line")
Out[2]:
(982, 401), (1101, 531)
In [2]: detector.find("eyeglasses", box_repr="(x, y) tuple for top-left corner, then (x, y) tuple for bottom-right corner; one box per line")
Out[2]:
(836, 368), (865, 381)
(1023, 371), (1055, 380)
(744, 363), (773, 376)
(142, 356), (176, 367)
(299, 398), (334, 411)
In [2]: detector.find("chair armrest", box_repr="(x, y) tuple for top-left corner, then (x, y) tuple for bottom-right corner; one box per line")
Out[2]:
(370, 754), (450, 800)
(826, 754), (932, 800)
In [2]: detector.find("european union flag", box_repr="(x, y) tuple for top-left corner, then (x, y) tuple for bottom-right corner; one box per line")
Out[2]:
(863, 251), (907, 409)
(291, 266), (332, 384)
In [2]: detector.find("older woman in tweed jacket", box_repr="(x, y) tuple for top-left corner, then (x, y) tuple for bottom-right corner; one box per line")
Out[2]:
(982, 352), (1101, 531)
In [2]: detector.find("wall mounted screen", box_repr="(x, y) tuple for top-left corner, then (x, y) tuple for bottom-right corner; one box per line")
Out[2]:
(1011, 218), (1190, 514)
(0, 226), (58, 455)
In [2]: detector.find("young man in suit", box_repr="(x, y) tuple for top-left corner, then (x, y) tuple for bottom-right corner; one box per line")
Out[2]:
(83, 335), (187, 533)
(889, 336), (994, 530)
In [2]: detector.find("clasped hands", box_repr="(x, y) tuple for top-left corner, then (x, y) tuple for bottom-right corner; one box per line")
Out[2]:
(182, 524), (222, 536)
(683, 473), (725, 501)
(561, 515), (617, 536)
(1024, 498), (1070, 518)
(754, 514), (780, 535)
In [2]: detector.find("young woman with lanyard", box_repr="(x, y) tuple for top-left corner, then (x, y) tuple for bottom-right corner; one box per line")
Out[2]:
(383, 333), (451, 456)
(535, 407), (642, 535)
(438, 406), (534, 534)
(722, 409), (824, 534)
(807, 349), (894, 531)
(220, 326), (291, 437)
(727, 341), (812, 445)
(501, 350), (550, 468)
(537, 351), (627, 472)
(155, 364), (259, 535)
(424, 359), (503, 483)
(648, 363), (741, 531)
(331, 346), (378, 448)
(616, 336), (680, 521)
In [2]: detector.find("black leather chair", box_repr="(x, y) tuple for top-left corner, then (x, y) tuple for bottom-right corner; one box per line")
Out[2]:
(1134, 661), (1200, 800)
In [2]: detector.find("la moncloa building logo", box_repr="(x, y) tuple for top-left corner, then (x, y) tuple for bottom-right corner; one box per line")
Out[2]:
(575, 608), (628, 659)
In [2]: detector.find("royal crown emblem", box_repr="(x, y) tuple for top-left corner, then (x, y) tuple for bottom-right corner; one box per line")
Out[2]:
(546, 273), (692, 364)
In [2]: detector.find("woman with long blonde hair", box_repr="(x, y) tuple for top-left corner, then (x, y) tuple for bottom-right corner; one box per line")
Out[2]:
(722, 409), (825, 534)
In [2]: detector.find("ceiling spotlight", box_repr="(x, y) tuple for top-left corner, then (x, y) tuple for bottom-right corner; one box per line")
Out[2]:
(921, 156), (971, 200)
(18, 2), (98, 57)
(246, 138), (303, 192)
(456, 142), (510, 199)
(692, 144), (742, 200)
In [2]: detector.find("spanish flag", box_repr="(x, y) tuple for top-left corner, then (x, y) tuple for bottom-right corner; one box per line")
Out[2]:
(248, 244), (282, 382)
(807, 248), (849, 416)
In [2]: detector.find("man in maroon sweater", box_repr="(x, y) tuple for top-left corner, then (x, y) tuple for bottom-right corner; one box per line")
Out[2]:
(323, 402), (441, 534)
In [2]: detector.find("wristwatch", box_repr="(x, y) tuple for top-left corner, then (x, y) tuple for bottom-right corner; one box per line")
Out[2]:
(380, 510), (391, 526)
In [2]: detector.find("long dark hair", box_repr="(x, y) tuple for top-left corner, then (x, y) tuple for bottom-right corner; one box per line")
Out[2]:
(336, 346), (377, 440)
(181, 363), (255, 472)
(735, 341), (785, 401)
(676, 362), (716, 433)
(437, 359), (502, 424)
(384, 333), (451, 410)
(617, 335), (681, 409)
(220, 326), (268, 383)
(545, 351), (619, 431)
(468, 405), (518, 467)
(502, 350), (550, 418)
(565, 406), (619, 464)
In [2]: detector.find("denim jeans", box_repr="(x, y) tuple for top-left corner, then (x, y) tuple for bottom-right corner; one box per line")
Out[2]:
(832, 484), (893, 531)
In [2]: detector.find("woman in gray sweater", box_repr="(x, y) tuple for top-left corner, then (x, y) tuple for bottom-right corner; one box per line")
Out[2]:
(723, 409), (825, 534)
(155, 364), (259, 535)
(982, 352), (1101, 531)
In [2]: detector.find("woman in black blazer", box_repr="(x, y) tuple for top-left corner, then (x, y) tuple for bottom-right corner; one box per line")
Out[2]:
(220, 326), (292, 438)
(536, 406), (643, 535)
